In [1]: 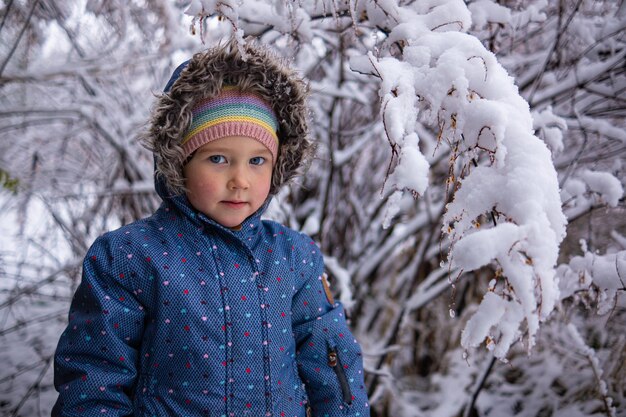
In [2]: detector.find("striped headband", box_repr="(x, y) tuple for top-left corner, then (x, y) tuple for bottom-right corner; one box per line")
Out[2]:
(182, 87), (279, 160)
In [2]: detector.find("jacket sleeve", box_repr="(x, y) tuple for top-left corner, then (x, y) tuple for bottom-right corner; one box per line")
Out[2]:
(52, 234), (146, 416)
(291, 236), (370, 417)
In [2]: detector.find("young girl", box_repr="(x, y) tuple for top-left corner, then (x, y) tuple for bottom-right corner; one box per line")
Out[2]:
(52, 40), (370, 417)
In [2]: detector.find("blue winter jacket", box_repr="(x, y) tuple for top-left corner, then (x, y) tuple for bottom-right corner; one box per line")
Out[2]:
(52, 188), (370, 416)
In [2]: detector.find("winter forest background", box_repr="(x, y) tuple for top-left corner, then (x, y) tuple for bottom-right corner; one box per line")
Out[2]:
(0, 0), (624, 416)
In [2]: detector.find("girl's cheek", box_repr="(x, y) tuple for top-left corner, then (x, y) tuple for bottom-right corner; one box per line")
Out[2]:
(189, 179), (211, 190)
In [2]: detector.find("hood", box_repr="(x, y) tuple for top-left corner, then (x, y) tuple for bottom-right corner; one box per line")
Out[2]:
(142, 38), (313, 201)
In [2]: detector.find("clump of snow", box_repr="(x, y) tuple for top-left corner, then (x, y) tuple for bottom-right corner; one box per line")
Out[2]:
(461, 292), (524, 359)
(579, 169), (624, 207)
(468, 0), (512, 30)
(391, 133), (430, 197)
(561, 169), (624, 221)
(532, 106), (567, 155)
(451, 223), (521, 271)
(301, 214), (320, 237)
(324, 256), (355, 309)
(382, 191), (403, 229)
(561, 178), (586, 202)
(557, 247), (626, 314)
(444, 125), (565, 358)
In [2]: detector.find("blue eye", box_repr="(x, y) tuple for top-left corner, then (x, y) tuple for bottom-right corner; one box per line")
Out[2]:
(208, 155), (226, 164)
(250, 157), (266, 166)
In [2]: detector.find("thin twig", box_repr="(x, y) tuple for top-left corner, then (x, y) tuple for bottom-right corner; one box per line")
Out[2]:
(0, 0), (15, 34)
(0, 309), (67, 337)
(463, 353), (497, 417)
(0, 358), (47, 385)
(0, 267), (72, 310)
(0, 0), (39, 77)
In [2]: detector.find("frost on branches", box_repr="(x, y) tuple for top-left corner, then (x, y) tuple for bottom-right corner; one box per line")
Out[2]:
(185, 0), (567, 360)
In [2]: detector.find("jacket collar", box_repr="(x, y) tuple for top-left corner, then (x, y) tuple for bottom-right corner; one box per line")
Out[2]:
(195, 198), (270, 243)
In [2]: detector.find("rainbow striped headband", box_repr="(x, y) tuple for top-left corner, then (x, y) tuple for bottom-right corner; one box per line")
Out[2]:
(182, 87), (279, 160)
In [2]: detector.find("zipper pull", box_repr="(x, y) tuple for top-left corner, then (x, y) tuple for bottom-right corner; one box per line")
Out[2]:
(326, 347), (353, 405)
(328, 350), (338, 367)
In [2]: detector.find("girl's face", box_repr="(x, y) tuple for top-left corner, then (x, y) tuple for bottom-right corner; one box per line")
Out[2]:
(183, 136), (273, 228)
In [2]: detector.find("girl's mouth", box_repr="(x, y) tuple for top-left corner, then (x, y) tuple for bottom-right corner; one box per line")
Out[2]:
(222, 201), (247, 209)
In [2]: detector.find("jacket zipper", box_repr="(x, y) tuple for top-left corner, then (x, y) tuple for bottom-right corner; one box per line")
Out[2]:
(327, 348), (353, 405)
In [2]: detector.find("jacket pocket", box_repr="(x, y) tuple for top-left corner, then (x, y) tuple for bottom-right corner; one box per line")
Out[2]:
(327, 345), (353, 406)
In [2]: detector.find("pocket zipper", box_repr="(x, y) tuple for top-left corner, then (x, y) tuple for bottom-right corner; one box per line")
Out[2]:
(327, 348), (353, 405)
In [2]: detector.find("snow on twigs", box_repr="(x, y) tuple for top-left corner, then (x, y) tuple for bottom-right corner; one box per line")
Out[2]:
(532, 106), (567, 155)
(579, 170), (624, 208)
(325, 256), (356, 310)
(557, 248), (626, 315)
(561, 169), (624, 220)
(566, 323), (617, 417)
(467, 0), (511, 30)
(350, 0), (566, 359)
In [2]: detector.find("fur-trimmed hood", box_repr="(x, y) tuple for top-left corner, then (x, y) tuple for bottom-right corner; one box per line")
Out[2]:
(142, 39), (312, 199)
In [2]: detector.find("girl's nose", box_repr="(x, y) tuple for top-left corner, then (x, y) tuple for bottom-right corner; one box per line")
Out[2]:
(228, 165), (250, 190)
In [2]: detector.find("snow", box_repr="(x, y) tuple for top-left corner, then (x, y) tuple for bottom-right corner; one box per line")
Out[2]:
(566, 323), (617, 417)
(324, 257), (356, 310)
(185, 0), (204, 16)
(530, 49), (626, 106)
(451, 223), (521, 271)
(611, 231), (626, 249)
(579, 169), (624, 207)
(391, 133), (430, 196)
(532, 106), (567, 155)
(348, 0), (570, 360)
(509, 0), (548, 28)
(558, 249), (626, 295)
(382, 190), (403, 230)
(461, 292), (507, 348)
(468, 0), (511, 30)
(301, 213), (320, 237)
(572, 116), (626, 143)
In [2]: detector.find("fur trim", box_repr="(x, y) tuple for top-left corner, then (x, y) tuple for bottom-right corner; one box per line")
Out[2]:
(142, 38), (313, 196)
